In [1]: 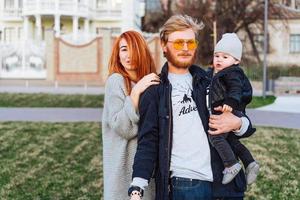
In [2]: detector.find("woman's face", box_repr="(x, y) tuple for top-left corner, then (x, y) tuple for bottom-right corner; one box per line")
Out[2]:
(119, 38), (136, 71)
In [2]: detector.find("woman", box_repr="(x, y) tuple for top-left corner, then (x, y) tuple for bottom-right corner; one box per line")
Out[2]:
(102, 31), (159, 200)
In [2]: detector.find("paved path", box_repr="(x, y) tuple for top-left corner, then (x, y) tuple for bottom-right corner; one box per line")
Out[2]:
(246, 109), (300, 129)
(0, 108), (102, 122)
(0, 107), (299, 129)
(255, 96), (300, 113)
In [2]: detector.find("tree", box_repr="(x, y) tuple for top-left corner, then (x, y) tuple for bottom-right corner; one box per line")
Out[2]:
(143, 0), (287, 65)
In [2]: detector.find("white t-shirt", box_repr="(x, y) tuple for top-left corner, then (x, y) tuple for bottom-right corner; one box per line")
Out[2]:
(168, 72), (213, 182)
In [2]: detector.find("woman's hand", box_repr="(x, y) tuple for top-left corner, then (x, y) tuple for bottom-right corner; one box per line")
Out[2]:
(208, 106), (242, 135)
(130, 73), (160, 110)
(132, 73), (160, 95)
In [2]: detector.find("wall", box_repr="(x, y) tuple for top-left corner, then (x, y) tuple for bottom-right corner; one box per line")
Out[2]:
(45, 31), (165, 85)
(240, 19), (300, 67)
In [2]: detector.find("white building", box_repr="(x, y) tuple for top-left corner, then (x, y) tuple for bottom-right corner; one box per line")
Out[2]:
(0, 0), (145, 41)
(0, 0), (145, 79)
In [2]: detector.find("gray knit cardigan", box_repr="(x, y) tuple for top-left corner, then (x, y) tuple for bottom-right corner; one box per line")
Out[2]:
(102, 73), (155, 200)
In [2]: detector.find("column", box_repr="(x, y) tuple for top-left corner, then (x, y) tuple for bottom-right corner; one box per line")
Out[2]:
(23, 0), (28, 13)
(291, 0), (296, 9)
(14, 0), (19, 16)
(55, 0), (59, 12)
(0, 27), (3, 43)
(101, 28), (112, 81)
(84, 18), (90, 39)
(35, 14), (42, 41)
(54, 15), (61, 37)
(23, 16), (29, 41)
(121, 0), (134, 32)
(93, 0), (97, 8)
(73, 0), (78, 12)
(37, 0), (40, 10)
(72, 16), (79, 41)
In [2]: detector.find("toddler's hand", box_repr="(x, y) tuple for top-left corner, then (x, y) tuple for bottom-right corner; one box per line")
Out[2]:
(222, 104), (233, 112)
(130, 194), (142, 200)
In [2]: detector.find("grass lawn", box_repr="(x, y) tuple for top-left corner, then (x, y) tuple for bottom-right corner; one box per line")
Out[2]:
(0, 93), (274, 109)
(0, 122), (102, 199)
(244, 127), (300, 200)
(0, 123), (298, 199)
(0, 93), (104, 108)
(247, 96), (276, 109)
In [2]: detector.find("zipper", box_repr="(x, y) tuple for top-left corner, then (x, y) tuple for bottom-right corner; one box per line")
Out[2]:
(192, 75), (210, 131)
(166, 82), (173, 193)
(207, 82), (212, 116)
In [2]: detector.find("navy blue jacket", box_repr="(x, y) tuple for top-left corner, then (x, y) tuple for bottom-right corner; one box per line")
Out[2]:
(132, 63), (255, 200)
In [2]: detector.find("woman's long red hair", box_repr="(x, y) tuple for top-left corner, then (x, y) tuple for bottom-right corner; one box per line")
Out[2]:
(108, 31), (156, 94)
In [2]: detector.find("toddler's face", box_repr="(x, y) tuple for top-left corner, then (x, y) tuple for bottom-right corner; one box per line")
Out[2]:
(213, 52), (239, 73)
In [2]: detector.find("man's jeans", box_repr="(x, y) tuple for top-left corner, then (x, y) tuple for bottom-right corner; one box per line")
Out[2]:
(171, 177), (212, 200)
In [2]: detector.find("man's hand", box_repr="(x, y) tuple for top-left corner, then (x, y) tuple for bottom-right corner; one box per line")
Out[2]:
(208, 106), (242, 135)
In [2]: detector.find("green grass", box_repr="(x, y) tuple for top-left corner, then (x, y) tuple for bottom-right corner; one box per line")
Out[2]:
(0, 122), (102, 199)
(0, 123), (299, 199)
(0, 93), (104, 107)
(244, 127), (300, 200)
(247, 96), (276, 108)
(0, 93), (275, 109)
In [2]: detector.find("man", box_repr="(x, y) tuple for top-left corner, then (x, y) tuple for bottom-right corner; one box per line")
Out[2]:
(128, 15), (255, 200)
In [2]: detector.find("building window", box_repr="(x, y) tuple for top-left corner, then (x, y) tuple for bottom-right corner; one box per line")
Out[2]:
(111, 27), (121, 34)
(4, 27), (14, 42)
(18, 27), (23, 40)
(4, 0), (14, 9)
(96, 0), (107, 8)
(112, 0), (122, 9)
(19, 0), (23, 8)
(96, 27), (121, 35)
(281, 0), (292, 6)
(290, 34), (300, 53)
(254, 34), (269, 53)
(296, 0), (300, 9)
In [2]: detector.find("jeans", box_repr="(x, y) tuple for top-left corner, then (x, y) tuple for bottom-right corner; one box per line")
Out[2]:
(227, 134), (255, 168)
(171, 177), (212, 200)
(209, 133), (238, 167)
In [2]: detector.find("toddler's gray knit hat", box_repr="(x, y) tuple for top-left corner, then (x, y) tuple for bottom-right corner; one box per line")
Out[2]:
(214, 33), (242, 61)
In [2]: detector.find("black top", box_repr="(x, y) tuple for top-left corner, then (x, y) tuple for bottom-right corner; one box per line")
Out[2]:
(207, 64), (252, 113)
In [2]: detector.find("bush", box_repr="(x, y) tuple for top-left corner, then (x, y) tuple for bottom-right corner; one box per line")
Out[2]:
(241, 64), (300, 81)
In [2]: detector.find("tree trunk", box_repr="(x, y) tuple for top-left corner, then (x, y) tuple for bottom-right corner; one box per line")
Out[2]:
(245, 25), (262, 64)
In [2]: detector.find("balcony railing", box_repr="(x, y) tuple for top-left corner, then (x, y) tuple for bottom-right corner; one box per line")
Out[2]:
(23, 0), (89, 17)
(92, 8), (122, 19)
(0, 8), (22, 20)
(0, 1), (125, 20)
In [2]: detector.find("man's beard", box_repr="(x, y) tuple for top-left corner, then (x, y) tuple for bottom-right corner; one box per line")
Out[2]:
(164, 48), (196, 69)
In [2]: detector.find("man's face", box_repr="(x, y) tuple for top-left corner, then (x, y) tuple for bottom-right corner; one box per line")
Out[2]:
(163, 28), (197, 69)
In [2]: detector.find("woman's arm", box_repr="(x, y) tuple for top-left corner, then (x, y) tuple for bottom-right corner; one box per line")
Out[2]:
(104, 75), (140, 140)
(130, 73), (160, 110)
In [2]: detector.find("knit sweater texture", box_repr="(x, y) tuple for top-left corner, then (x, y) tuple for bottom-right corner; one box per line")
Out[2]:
(102, 73), (155, 200)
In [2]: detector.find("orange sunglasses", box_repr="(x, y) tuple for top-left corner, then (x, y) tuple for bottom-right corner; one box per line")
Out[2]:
(168, 39), (198, 50)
